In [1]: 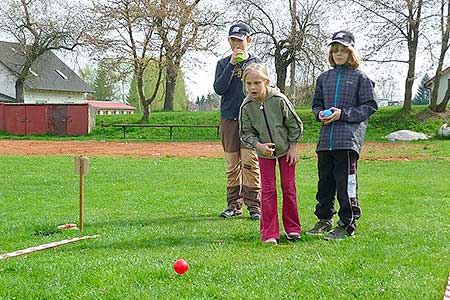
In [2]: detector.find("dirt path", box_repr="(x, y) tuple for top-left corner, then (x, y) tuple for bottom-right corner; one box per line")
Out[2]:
(0, 140), (432, 160)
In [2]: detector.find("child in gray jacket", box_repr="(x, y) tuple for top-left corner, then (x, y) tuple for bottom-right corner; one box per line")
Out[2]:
(239, 63), (303, 245)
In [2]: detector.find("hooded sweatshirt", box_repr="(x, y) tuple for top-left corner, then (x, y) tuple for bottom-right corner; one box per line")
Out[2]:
(239, 86), (303, 159)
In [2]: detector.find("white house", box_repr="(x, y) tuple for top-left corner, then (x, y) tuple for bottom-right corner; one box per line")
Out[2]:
(0, 41), (93, 103)
(425, 66), (450, 104)
(86, 100), (136, 115)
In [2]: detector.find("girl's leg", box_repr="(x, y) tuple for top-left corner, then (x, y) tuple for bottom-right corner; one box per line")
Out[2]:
(258, 157), (279, 241)
(278, 156), (301, 235)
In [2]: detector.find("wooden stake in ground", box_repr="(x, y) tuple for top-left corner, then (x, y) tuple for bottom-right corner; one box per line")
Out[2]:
(0, 235), (100, 260)
(74, 156), (89, 232)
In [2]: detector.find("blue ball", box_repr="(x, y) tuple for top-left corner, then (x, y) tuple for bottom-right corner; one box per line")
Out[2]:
(322, 109), (332, 117)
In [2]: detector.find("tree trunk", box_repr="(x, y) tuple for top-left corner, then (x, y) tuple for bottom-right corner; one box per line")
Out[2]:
(136, 74), (150, 122)
(404, 36), (419, 112)
(429, 69), (442, 111)
(142, 101), (151, 121)
(164, 62), (178, 111)
(15, 80), (25, 103)
(436, 79), (450, 112)
(275, 54), (288, 93)
(403, 64), (414, 112)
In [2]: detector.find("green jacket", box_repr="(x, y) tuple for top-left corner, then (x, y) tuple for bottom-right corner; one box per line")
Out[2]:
(239, 87), (303, 159)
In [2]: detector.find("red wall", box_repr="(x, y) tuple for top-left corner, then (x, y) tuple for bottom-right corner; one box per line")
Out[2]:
(0, 103), (91, 136)
(0, 104), (5, 131)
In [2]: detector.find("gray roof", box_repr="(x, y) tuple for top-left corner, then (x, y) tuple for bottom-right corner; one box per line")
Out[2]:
(0, 92), (15, 102)
(0, 41), (94, 93)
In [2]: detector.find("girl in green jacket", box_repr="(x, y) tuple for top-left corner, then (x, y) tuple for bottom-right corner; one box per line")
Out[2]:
(239, 63), (304, 245)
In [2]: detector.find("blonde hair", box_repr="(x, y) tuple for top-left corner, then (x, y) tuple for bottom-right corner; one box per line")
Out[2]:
(328, 44), (361, 69)
(242, 63), (270, 83)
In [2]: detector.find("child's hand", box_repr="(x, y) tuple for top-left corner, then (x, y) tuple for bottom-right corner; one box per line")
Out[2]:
(320, 107), (342, 125)
(231, 49), (245, 65)
(286, 144), (298, 166)
(256, 142), (275, 156)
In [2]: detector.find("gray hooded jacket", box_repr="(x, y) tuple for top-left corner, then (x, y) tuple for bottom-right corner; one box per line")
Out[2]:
(239, 87), (303, 159)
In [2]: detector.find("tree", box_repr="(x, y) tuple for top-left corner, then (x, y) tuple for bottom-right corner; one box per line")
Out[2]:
(413, 73), (431, 105)
(0, 0), (92, 102)
(93, 59), (118, 101)
(128, 60), (189, 111)
(79, 65), (96, 89)
(92, 0), (164, 121)
(230, 0), (328, 93)
(194, 91), (220, 111)
(429, 0), (450, 112)
(339, 0), (435, 112)
(154, 0), (222, 111)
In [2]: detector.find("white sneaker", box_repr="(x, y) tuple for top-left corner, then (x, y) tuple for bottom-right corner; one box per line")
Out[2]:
(263, 238), (278, 246)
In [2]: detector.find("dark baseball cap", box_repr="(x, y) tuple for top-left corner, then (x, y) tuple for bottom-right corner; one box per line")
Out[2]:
(228, 23), (250, 40)
(329, 31), (355, 47)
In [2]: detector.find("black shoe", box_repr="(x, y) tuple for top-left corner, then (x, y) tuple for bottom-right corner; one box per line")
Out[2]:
(249, 211), (261, 220)
(324, 226), (354, 241)
(306, 219), (333, 236)
(220, 208), (242, 218)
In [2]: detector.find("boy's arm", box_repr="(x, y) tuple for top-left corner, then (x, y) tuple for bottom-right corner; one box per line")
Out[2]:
(312, 75), (324, 121)
(213, 59), (235, 95)
(282, 97), (303, 144)
(239, 106), (259, 149)
(340, 74), (378, 123)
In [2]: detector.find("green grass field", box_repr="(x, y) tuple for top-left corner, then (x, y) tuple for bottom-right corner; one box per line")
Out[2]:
(0, 152), (449, 299)
(0, 106), (447, 143)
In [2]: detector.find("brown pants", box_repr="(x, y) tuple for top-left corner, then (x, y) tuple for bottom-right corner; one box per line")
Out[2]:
(221, 119), (261, 212)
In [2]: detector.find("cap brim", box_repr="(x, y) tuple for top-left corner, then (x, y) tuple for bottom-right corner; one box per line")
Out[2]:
(228, 34), (247, 40)
(329, 40), (353, 47)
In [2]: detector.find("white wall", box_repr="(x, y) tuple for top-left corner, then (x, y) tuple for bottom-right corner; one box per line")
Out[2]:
(430, 72), (450, 104)
(0, 62), (16, 98)
(24, 89), (85, 104)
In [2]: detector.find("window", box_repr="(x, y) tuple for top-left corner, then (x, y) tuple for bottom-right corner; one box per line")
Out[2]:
(29, 68), (38, 77)
(55, 69), (68, 80)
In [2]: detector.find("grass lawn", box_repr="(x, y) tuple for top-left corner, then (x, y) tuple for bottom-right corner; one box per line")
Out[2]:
(0, 154), (449, 299)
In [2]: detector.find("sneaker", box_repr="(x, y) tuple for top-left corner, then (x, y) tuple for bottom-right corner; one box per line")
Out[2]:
(249, 211), (261, 220)
(263, 238), (278, 246)
(306, 219), (333, 236)
(219, 208), (242, 218)
(324, 226), (354, 241)
(286, 232), (301, 242)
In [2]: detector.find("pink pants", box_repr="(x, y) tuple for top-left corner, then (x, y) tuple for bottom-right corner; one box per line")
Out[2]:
(258, 156), (301, 241)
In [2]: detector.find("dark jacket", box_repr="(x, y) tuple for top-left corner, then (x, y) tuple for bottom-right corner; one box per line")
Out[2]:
(240, 87), (303, 158)
(213, 54), (260, 120)
(312, 65), (378, 154)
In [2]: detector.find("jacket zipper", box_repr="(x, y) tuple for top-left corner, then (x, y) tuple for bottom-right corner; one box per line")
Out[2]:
(260, 103), (276, 156)
(329, 66), (342, 150)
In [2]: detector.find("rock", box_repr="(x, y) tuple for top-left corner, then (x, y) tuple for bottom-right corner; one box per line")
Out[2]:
(437, 123), (450, 138)
(384, 130), (430, 141)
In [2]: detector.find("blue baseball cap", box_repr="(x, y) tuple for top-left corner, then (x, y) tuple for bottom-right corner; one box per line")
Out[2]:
(329, 31), (355, 47)
(228, 23), (250, 40)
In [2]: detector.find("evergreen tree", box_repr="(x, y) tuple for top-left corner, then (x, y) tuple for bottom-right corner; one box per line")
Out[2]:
(93, 59), (117, 101)
(79, 66), (96, 91)
(413, 74), (431, 105)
